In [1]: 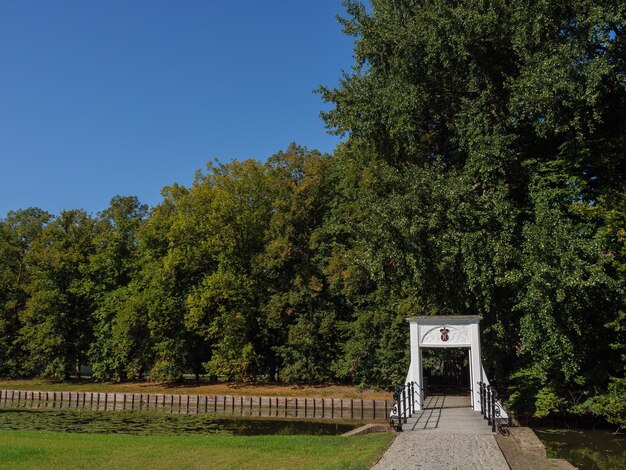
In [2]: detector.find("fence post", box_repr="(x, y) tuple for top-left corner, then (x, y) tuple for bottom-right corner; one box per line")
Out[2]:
(491, 388), (498, 432)
(402, 387), (407, 423)
(486, 386), (492, 426)
(482, 383), (486, 416)
(393, 387), (403, 432)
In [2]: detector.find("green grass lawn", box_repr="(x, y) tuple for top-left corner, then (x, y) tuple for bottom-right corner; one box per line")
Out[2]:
(0, 429), (394, 470)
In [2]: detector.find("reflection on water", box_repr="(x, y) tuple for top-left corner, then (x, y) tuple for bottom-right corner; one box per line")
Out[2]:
(534, 428), (626, 470)
(0, 408), (359, 436)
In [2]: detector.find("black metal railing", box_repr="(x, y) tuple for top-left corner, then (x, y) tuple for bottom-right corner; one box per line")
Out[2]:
(389, 381), (422, 431)
(478, 381), (509, 433)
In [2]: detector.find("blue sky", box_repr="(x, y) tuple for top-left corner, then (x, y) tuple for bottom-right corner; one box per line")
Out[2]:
(0, 1), (354, 217)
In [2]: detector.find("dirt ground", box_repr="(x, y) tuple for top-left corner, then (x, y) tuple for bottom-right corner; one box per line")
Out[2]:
(0, 378), (393, 400)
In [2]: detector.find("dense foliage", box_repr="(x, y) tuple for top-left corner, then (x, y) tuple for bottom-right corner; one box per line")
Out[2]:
(1, 1), (624, 420)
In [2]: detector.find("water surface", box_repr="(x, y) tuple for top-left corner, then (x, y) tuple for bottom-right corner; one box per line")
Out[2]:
(534, 428), (626, 470)
(0, 408), (359, 436)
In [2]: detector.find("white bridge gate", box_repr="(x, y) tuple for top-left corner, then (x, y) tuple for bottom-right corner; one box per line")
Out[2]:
(391, 315), (508, 432)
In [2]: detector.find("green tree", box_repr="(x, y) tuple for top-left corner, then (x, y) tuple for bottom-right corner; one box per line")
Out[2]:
(180, 158), (277, 380)
(255, 144), (340, 382)
(0, 208), (51, 375)
(320, 0), (626, 410)
(20, 210), (96, 379)
(88, 196), (148, 381)
(137, 188), (190, 382)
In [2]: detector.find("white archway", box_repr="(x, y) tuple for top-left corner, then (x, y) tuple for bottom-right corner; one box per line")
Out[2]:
(405, 315), (484, 411)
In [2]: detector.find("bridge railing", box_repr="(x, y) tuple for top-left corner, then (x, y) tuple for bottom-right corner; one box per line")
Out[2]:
(477, 381), (509, 433)
(388, 381), (422, 431)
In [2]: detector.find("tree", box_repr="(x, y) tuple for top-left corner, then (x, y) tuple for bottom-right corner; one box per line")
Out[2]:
(0, 208), (51, 375)
(320, 0), (626, 410)
(255, 144), (341, 382)
(88, 196), (148, 381)
(20, 210), (96, 379)
(180, 158), (277, 380)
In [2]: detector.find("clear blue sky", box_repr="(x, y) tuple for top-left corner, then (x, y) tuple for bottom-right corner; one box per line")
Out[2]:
(0, 1), (354, 217)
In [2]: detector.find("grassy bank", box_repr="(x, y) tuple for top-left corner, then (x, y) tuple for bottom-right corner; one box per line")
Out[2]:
(0, 429), (394, 470)
(0, 378), (391, 400)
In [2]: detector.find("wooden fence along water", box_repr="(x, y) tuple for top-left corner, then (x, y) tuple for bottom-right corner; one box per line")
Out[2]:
(0, 390), (392, 421)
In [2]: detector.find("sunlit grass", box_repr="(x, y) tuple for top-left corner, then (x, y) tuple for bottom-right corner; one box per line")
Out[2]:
(0, 429), (394, 470)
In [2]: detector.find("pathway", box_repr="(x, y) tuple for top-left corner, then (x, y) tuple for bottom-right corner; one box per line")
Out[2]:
(372, 395), (509, 470)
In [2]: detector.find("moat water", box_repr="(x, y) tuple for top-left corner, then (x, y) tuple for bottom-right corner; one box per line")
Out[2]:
(534, 427), (626, 470)
(0, 408), (360, 436)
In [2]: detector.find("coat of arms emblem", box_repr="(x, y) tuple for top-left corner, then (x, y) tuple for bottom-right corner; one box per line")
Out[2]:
(440, 327), (449, 342)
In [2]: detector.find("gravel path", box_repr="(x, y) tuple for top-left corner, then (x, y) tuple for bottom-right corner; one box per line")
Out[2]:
(371, 432), (509, 470)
